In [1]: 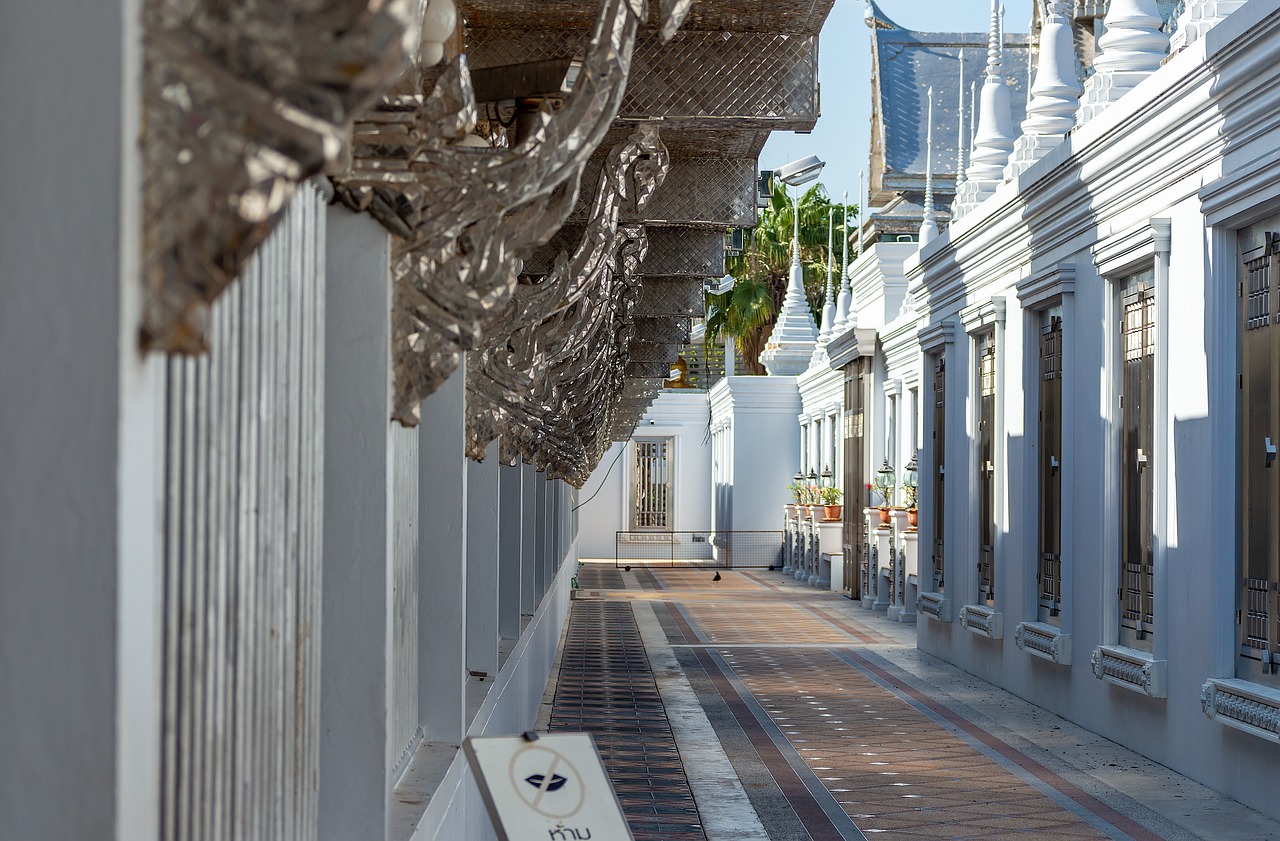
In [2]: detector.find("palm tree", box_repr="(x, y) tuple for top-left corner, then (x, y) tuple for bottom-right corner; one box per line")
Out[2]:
(705, 181), (855, 374)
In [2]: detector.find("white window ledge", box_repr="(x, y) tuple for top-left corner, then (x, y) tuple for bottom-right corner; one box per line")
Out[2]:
(1014, 621), (1071, 665)
(959, 604), (1004, 639)
(1091, 644), (1167, 698)
(1201, 678), (1280, 744)
(917, 592), (952, 622)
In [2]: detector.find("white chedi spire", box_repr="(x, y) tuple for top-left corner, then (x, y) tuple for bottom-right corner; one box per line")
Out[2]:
(1076, 0), (1168, 126)
(760, 188), (818, 376)
(1005, 1), (1082, 180)
(834, 191), (852, 331)
(955, 50), (967, 191)
(953, 1), (1017, 220)
(919, 86), (938, 248)
(815, 207), (838, 356)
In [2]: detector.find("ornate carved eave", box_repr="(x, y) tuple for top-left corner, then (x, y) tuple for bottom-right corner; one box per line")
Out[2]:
(141, 0), (416, 352)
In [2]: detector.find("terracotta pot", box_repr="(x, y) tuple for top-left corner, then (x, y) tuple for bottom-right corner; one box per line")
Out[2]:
(907, 508), (918, 528)
(823, 504), (843, 522)
(878, 507), (892, 525)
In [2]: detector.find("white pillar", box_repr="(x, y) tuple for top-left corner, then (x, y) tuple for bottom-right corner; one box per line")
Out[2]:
(466, 444), (501, 677)
(1, 1), (158, 837)
(419, 364), (468, 742)
(319, 206), (392, 840)
(498, 464), (524, 640)
(521, 464), (538, 613)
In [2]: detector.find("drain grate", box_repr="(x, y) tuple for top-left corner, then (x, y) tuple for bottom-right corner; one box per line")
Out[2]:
(577, 566), (625, 589)
(549, 601), (706, 840)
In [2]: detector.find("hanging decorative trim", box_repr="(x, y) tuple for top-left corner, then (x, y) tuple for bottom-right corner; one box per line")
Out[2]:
(140, 0), (416, 352)
(366, 0), (656, 425)
(463, 125), (668, 483)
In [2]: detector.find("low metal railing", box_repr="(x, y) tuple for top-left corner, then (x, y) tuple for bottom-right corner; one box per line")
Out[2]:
(614, 530), (784, 569)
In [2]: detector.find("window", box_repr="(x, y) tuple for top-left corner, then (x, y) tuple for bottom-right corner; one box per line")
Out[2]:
(931, 352), (946, 593)
(1037, 309), (1064, 624)
(1239, 226), (1280, 683)
(978, 331), (997, 606)
(1119, 270), (1156, 649)
(633, 438), (673, 530)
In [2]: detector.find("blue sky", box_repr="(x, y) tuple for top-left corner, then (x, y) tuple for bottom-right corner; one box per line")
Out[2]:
(760, 0), (1034, 209)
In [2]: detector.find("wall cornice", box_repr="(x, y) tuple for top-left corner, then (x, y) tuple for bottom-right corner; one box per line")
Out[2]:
(1016, 262), (1076, 309)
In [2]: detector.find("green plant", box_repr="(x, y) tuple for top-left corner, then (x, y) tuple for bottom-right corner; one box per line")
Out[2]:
(705, 180), (856, 374)
(872, 478), (895, 508)
(787, 482), (804, 504)
(820, 486), (843, 505)
(903, 483), (918, 510)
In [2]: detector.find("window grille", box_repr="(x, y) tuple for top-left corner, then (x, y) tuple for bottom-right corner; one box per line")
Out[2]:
(1120, 271), (1156, 648)
(1038, 311), (1064, 622)
(978, 332), (997, 605)
(931, 352), (947, 593)
(633, 438), (673, 530)
(1239, 231), (1280, 680)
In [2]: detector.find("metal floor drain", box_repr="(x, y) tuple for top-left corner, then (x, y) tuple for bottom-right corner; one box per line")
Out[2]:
(549, 601), (706, 840)
(577, 566), (625, 589)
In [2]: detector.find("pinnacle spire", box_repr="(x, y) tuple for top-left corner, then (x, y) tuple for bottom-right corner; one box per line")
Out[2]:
(1006, 0), (1081, 183)
(835, 191), (852, 331)
(954, 0), (1016, 219)
(818, 207), (837, 347)
(920, 86), (938, 248)
(956, 50), (967, 189)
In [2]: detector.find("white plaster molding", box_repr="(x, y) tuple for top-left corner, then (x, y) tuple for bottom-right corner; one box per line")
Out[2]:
(917, 591), (952, 622)
(882, 378), (903, 397)
(1201, 678), (1280, 743)
(917, 319), (957, 353)
(1090, 644), (1168, 698)
(1201, 145), (1280, 227)
(959, 296), (1007, 335)
(1014, 621), (1072, 665)
(1016, 263), (1077, 309)
(1092, 219), (1168, 278)
(959, 603), (1004, 639)
(826, 327), (878, 370)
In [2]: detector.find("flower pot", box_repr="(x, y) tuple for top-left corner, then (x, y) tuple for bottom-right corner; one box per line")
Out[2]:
(823, 504), (843, 522)
(878, 507), (892, 526)
(907, 508), (918, 529)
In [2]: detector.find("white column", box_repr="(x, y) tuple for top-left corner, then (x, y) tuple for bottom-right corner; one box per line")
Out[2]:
(466, 444), (501, 677)
(319, 207), (392, 840)
(521, 464), (538, 613)
(419, 364), (468, 742)
(498, 463), (524, 640)
(1, 1), (158, 837)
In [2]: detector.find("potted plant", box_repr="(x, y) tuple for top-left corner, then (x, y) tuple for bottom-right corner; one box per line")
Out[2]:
(820, 486), (843, 521)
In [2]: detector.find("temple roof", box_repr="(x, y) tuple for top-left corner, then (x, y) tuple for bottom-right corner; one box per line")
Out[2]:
(866, 1), (1032, 203)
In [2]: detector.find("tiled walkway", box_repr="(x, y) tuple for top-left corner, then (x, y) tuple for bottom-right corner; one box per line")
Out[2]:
(553, 563), (1280, 841)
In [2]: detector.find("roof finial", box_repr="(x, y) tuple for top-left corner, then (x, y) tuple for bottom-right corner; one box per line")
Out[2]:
(857, 170), (865, 257)
(987, 0), (1002, 77)
(835, 191), (852, 330)
(818, 206), (837, 348)
(920, 86), (938, 247)
(956, 50), (967, 188)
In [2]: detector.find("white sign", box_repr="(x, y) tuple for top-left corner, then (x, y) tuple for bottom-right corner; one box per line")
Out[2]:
(463, 733), (634, 841)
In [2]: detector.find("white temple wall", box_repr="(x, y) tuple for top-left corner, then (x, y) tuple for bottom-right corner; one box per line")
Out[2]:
(577, 390), (713, 558)
(909, 2), (1280, 819)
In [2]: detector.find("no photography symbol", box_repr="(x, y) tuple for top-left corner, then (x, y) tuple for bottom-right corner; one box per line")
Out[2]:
(508, 744), (586, 818)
